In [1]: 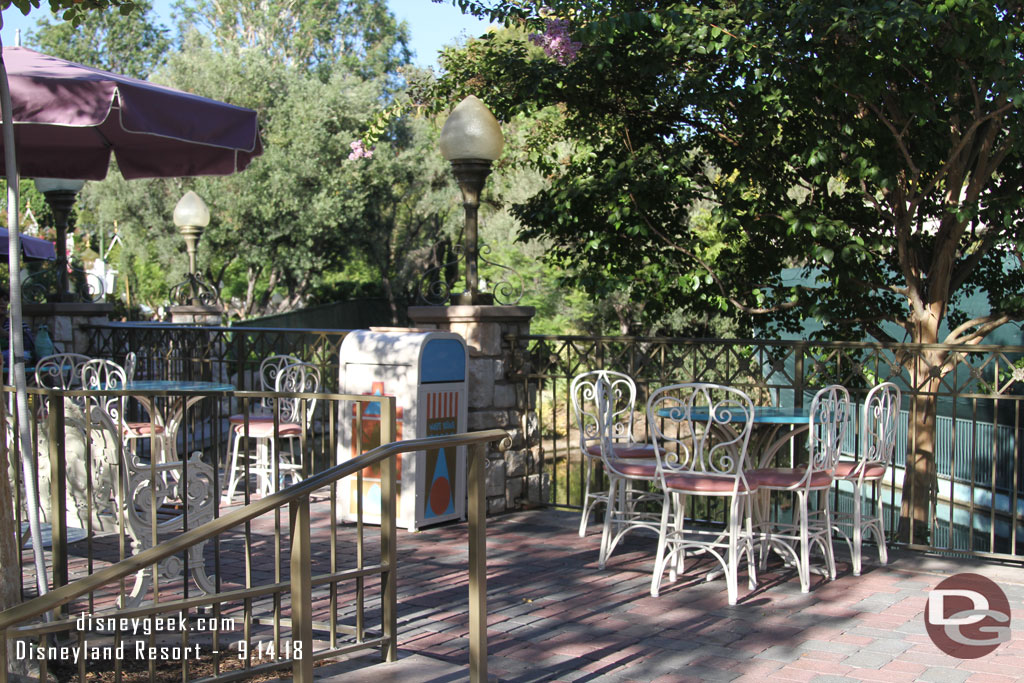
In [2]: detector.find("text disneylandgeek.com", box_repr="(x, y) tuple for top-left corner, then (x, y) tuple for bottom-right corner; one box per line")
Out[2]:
(14, 613), (304, 664)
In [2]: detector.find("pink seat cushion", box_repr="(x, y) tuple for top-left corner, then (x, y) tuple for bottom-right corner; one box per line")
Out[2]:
(746, 467), (833, 489)
(834, 461), (887, 480)
(663, 472), (757, 493)
(125, 422), (165, 436)
(228, 413), (275, 424)
(233, 421), (302, 438)
(586, 442), (656, 459)
(608, 460), (657, 478)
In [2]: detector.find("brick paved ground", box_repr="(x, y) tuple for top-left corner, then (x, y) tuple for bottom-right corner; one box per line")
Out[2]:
(386, 508), (1024, 683)
(21, 503), (1024, 682)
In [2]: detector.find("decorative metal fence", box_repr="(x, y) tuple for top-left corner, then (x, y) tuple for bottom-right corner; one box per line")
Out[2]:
(80, 323), (1024, 560)
(508, 334), (1024, 561)
(86, 322), (349, 391)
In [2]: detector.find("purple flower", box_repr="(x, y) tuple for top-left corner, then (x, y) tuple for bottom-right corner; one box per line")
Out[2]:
(348, 139), (374, 160)
(529, 18), (582, 66)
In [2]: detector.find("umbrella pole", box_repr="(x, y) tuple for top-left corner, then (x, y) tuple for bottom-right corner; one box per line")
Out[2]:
(0, 33), (50, 607)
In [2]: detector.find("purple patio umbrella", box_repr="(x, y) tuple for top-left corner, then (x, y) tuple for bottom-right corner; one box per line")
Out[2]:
(0, 45), (262, 602)
(0, 46), (262, 179)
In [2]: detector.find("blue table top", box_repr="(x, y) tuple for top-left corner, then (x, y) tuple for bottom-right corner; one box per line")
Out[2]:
(125, 380), (235, 393)
(656, 406), (811, 424)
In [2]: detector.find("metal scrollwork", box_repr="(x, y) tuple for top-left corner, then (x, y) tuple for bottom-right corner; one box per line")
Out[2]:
(418, 243), (465, 306)
(478, 244), (524, 305)
(121, 451), (216, 607)
(169, 272), (221, 306)
(417, 240), (524, 306)
(21, 263), (106, 303)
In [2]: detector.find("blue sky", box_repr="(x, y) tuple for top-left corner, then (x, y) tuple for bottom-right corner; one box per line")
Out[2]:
(0, 0), (491, 68)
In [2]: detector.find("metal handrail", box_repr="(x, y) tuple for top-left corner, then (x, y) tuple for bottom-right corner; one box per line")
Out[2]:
(0, 426), (510, 682)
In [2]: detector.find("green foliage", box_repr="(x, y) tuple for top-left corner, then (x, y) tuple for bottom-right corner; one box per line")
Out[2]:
(78, 173), (189, 308)
(424, 0), (1024, 346)
(0, 0), (137, 27)
(172, 0), (410, 78)
(23, 0), (169, 78)
(75, 2), (458, 321)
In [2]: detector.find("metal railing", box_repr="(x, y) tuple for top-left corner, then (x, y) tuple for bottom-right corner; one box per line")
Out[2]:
(2, 381), (507, 682)
(77, 322), (1024, 560)
(509, 333), (1024, 561)
(85, 322), (350, 391)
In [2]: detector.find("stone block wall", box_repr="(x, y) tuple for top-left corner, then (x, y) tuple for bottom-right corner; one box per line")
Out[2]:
(23, 303), (115, 356)
(408, 305), (546, 514)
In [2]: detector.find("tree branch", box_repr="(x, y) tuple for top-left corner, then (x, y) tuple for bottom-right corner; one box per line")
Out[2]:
(945, 313), (1016, 345)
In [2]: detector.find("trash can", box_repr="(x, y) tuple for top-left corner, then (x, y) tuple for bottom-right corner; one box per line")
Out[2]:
(338, 329), (468, 531)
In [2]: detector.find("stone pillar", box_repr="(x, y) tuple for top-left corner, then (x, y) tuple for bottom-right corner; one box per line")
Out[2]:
(23, 302), (115, 355)
(407, 305), (544, 515)
(168, 304), (223, 326)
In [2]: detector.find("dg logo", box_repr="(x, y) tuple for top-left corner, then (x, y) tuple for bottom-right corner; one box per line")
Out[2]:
(925, 573), (1012, 659)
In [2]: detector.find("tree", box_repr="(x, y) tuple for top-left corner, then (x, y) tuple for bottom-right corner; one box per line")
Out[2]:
(80, 42), (375, 317)
(173, 0), (410, 77)
(25, 0), (169, 78)
(423, 0), (1024, 540)
(81, 3), (436, 321)
(344, 113), (461, 322)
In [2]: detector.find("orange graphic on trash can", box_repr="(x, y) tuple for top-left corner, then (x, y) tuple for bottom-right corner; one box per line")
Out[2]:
(350, 381), (402, 515)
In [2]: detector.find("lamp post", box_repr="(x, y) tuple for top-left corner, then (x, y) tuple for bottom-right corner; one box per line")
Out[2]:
(33, 177), (85, 302)
(440, 96), (504, 306)
(173, 190), (211, 304)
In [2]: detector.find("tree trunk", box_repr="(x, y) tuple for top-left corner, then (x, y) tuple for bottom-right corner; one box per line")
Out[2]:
(898, 367), (941, 544)
(897, 344), (945, 544)
(381, 272), (399, 325)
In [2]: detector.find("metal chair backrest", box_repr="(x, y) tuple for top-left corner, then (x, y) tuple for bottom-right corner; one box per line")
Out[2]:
(808, 384), (852, 477)
(256, 354), (303, 411)
(34, 352), (92, 389)
(78, 358), (128, 425)
(124, 351), (138, 381)
(275, 361), (322, 424)
(260, 354), (303, 390)
(570, 370), (638, 456)
(645, 382), (756, 485)
(861, 382), (901, 469)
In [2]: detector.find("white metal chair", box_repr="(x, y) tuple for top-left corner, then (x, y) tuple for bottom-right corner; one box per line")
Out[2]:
(833, 381), (900, 575)
(223, 361), (321, 502)
(78, 358), (129, 423)
(570, 370), (657, 537)
(224, 354), (302, 482)
(33, 352), (92, 390)
(231, 354), (303, 417)
(79, 358), (215, 606)
(78, 358), (170, 462)
(589, 375), (664, 569)
(748, 384), (851, 593)
(646, 383), (760, 604)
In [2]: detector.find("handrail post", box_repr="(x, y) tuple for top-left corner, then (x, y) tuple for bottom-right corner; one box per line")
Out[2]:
(49, 396), (68, 598)
(289, 496), (313, 682)
(380, 396), (397, 662)
(467, 441), (487, 683)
